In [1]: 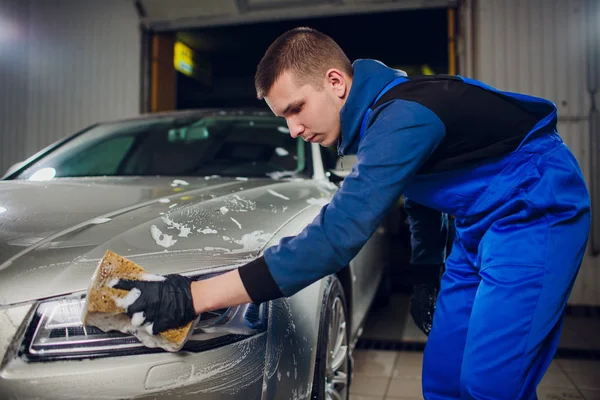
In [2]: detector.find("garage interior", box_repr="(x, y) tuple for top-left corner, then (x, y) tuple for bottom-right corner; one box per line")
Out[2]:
(1, 0), (599, 398)
(170, 7), (449, 110)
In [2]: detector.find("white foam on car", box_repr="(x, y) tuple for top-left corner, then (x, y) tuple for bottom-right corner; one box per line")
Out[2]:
(220, 206), (229, 215)
(231, 231), (272, 253)
(170, 179), (189, 187)
(268, 189), (290, 200)
(161, 215), (191, 237)
(90, 217), (111, 224)
(198, 228), (217, 234)
(204, 247), (231, 253)
(266, 171), (296, 180)
(230, 217), (242, 229)
(151, 225), (177, 248)
(306, 198), (329, 206)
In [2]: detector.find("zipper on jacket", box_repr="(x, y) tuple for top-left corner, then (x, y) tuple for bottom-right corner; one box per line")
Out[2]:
(337, 138), (344, 170)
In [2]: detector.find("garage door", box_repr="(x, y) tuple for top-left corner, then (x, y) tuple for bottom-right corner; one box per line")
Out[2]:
(138, 0), (455, 30)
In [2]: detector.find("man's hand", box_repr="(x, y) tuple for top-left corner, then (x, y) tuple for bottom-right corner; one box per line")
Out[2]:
(112, 274), (197, 335)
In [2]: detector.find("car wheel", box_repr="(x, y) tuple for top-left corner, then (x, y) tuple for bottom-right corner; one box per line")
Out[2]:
(311, 276), (350, 400)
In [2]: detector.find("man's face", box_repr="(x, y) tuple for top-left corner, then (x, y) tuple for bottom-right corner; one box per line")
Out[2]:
(264, 70), (350, 148)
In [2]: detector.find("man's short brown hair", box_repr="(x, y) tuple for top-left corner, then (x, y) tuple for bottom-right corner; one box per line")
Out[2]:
(254, 27), (353, 100)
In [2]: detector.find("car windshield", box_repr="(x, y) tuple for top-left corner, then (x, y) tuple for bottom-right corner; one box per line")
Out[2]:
(14, 114), (307, 180)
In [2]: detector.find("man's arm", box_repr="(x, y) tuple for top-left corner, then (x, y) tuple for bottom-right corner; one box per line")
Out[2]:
(191, 269), (250, 314)
(206, 99), (446, 308)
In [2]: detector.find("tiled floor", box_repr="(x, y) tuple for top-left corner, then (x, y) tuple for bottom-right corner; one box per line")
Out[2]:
(360, 294), (600, 351)
(349, 349), (600, 399)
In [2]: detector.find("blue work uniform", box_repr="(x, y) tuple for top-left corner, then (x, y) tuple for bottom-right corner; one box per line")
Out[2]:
(238, 59), (591, 399)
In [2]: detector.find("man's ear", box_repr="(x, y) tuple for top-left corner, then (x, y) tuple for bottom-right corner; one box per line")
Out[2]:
(325, 68), (348, 99)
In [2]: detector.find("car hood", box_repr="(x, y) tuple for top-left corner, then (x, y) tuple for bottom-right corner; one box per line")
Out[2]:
(0, 177), (334, 306)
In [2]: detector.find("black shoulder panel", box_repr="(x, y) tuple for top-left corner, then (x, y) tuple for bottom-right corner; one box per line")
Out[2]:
(374, 75), (547, 174)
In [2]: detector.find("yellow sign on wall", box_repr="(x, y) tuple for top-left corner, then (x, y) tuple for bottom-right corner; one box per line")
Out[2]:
(174, 41), (212, 86)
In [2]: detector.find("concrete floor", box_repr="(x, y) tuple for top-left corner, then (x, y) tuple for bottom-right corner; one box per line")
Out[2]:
(350, 294), (600, 399)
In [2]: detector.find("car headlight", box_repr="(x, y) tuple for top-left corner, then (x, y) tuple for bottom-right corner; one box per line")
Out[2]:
(19, 276), (267, 362)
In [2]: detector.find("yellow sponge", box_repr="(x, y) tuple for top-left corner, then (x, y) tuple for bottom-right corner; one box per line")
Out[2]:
(82, 250), (196, 352)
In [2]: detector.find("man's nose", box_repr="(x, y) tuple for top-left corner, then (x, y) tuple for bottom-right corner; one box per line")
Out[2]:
(287, 119), (304, 138)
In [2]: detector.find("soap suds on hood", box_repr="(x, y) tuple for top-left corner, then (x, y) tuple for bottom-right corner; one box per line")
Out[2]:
(170, 179), (189, 187)
(204, 246), (231, 253)
(151, 225), (177, 248)
(268, 189), (290, 200)
(306, 198), (329, 206)
(266, 171), (296, 180)
(232, 231), (272, 253)
(220, 206), (229, 215)
(161, 215), (191, 237)
(230, 217), (242, 229)
(198, 228), (217, 234)
(90, 217), (111, 224)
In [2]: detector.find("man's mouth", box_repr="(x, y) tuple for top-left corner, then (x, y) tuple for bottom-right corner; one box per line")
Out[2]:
(305, 134), (318, 143)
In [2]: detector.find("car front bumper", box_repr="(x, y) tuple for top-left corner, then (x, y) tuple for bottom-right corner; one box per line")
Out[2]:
(0, 305), (267, 400)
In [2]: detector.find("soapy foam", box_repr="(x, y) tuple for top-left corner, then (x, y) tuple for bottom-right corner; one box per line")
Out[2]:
(113, 288), (141, 310)
(170, 179), (189, 187)
(141, 273), (166, 282)
(150, 225), (177, 248)
(198, 228), (217, 234)
(268, 189), (290, 200)
(161, 215), (191, 237)
(90, 217), (111, 224)
(220, 207), (229, 215)
(231, 231), (272, 253)
(131, 312), (145, 326)
(230, 217), (242, 229)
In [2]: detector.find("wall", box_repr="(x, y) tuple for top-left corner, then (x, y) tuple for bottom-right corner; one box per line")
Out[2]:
(0, 0), (141, 174)
(460, 0), (600, 305)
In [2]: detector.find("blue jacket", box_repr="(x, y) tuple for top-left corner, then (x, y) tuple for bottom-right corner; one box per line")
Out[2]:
(237, 59), (560, 300)
(256, 60), (446, 297)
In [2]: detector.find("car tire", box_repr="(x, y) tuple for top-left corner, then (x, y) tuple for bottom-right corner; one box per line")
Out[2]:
(311, 275), (350, 400)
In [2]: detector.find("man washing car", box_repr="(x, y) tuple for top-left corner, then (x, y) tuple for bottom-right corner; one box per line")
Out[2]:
(114, 27), (591, 399)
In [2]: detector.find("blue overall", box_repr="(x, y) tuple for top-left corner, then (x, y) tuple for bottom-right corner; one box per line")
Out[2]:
(249, 60), (591, 399)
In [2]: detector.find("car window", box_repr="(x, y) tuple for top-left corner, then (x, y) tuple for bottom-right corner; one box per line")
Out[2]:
(15, 115), (307, 180)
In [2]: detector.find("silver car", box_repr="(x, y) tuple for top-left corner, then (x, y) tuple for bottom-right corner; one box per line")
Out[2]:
(0, 110), (388, 399)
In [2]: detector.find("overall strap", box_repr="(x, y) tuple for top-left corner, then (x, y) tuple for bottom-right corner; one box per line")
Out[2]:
(359, 77), (408, 141)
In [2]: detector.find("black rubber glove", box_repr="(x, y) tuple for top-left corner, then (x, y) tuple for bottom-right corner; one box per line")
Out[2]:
(408, 263), (444, 336)
(112, 274), (197, 335)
